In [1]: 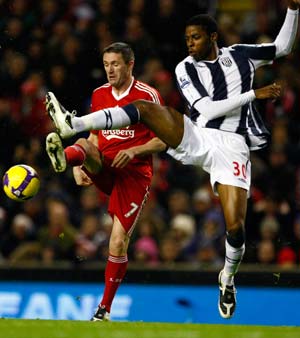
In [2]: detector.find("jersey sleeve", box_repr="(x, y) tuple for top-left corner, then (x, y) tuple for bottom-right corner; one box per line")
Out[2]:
(156, 91), (164, 106)
(230, 44), (276, 69)
(147, 86), (164, 139)
(274, 8), (298, 58)
(151, 90), (164, 138)
(141, 83), (164, 105)
(231, 8), (298, 69)
(135, 82), (164, 139)
(175, 60), (209, 109)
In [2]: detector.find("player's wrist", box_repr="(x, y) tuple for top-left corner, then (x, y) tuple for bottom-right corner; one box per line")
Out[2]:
(247, 90), (256, 101)
(288, 1), (299, 11)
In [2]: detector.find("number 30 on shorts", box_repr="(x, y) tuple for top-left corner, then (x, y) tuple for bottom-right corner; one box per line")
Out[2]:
(232, 161), (247, 179)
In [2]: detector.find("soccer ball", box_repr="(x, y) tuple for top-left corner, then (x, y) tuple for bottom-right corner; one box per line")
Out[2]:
(2, 164), (40, 202)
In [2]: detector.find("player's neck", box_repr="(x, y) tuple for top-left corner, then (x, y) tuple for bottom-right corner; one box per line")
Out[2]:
(112, 76), (134, 96)
(206, 44), (219, 61)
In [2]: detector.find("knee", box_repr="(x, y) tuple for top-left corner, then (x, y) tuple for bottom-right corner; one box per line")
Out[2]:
(227, 220), (244, 234)
(109, 233), (128, 255)
(226, 226), (245, 248)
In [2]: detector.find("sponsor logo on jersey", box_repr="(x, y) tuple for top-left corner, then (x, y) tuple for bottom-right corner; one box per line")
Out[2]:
(179, 76), (190, 89)
(220, 57), (232, 67)
(102, 127), (135, 140)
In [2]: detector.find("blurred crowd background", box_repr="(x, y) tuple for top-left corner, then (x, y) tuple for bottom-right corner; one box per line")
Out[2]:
(1, 0), (300, 269)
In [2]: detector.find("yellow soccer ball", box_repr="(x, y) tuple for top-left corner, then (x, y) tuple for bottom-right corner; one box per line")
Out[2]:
(2, 164), (40, 202)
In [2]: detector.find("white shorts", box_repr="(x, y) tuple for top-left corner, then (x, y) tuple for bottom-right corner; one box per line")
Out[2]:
(167, 115), (251, 196)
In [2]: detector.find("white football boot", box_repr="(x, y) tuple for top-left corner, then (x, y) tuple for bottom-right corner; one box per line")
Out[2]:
(46, 92), (77, 138)
(218, 270), (237, 319)
(46, 132), (67, 172)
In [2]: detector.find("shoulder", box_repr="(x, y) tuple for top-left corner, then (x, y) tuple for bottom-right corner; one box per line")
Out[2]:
(134, 80), (162, 103)
(219, 46), (231, 54)
(92, 83), (111, 95)
(134, 80), (157, 94)
(175, 56), (193, 74)
(91, 83), (112, 110)
(229, 43), (253, 53)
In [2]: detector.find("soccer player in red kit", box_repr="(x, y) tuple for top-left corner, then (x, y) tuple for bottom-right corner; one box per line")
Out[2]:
(46, 42), (166, 321)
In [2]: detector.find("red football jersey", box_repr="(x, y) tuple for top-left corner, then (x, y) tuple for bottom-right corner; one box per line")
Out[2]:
(90, 79), (163, 170)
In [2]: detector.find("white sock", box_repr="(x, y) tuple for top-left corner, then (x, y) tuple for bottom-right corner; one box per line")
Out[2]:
(222, 240), (245, 285)
(72, 107), (133, 133)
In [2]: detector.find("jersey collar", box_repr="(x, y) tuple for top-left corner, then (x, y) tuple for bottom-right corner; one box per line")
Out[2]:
(194, 46), (222, 66)
(111, 77), (135, 100)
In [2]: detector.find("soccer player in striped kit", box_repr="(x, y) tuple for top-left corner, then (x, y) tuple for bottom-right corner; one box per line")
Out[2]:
(46, 0), (299, 319)
(46, 42), (166, 321)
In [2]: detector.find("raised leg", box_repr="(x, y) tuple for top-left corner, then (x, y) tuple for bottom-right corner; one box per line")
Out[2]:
(134, 100), (184, 148)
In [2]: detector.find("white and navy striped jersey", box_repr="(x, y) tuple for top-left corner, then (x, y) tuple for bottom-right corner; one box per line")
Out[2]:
(175, 8), (298, 151)
(176, 44), (276, 150)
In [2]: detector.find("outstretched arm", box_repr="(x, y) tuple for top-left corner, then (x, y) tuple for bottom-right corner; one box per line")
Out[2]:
(274, 0), (299, 58)
(193, 83), (281, 121)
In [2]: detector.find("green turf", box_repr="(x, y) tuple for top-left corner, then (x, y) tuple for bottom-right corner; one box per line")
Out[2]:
(0, 319), (299, 338)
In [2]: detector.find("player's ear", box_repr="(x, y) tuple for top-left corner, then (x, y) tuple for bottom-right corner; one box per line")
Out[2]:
(128, 60), (134, 70)
(210, 32), (218, 42)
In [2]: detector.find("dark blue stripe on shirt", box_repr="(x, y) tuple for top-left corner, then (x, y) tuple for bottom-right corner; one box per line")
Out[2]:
(249, 103), (270, 136)
(247, 103), (270, 148)
(184, 62), (209, 121)
(176, 81), (192, 115)
(232, 44), (276, 60)
(204, 61), (227, 128)
(185, 62), (209, 97)
(230, 50), (251, 135)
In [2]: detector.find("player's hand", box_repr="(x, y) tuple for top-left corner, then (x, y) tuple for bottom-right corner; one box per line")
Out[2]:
(111, 149), (136, 168)
(254, 83), (282, 100)
(288, 0), (300, 10)
(73, 166), (93, 186)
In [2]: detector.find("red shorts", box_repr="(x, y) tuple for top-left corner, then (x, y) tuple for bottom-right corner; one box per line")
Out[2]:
(84, 162), (152, 235)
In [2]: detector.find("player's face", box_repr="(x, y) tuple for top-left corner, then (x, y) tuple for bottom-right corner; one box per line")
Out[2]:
(185, 25), (216, 61)
(103, 52), (132, 89)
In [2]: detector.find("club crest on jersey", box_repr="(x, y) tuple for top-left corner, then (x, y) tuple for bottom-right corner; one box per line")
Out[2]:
(179, 76), (190, 89)
(220, 57), (232, 67)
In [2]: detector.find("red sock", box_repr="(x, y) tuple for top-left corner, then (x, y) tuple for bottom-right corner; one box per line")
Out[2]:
(100, 254), (128, 313)
(65, 144), (86, 166)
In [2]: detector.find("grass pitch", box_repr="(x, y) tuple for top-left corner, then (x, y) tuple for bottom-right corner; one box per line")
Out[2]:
(0, 319), (299, 338)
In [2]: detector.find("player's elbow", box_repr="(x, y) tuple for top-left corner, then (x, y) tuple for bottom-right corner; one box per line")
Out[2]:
(275, 42), (293, 58)
(276, 48), (291, 58)
(194, 97), (217, 121)
(195, 107), (216, 121)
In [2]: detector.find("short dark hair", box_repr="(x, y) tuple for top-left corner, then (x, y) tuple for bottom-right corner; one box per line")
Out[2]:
(186, 14), (218, 35)
(102, 42), (135, 64)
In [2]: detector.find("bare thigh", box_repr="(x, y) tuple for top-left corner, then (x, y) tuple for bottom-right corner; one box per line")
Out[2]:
(134, 100), (184, 148)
